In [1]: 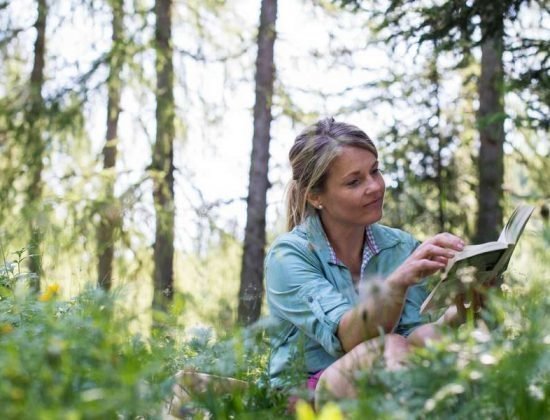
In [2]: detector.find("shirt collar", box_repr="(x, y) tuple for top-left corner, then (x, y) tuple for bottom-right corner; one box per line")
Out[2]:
(304, 213), (381, 276)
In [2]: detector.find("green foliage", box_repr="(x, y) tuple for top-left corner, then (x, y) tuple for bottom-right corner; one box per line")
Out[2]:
(340, 227), (550, 419)
(349, 282), (549, 418)
(0, 279), (174, 418)
(1, 230), (549, 418)
(166, 322), (290, 419)
(0, 246), (287, 419)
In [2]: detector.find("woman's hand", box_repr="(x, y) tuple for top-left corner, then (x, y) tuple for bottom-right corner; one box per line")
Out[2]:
(388, 233), (465, 290)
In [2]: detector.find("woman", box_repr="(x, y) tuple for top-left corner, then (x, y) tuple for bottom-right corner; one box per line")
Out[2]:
(265, 118), (465, 406)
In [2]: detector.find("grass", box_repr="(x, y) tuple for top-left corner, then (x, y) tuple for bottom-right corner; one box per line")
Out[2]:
(0, 222), (548, 419)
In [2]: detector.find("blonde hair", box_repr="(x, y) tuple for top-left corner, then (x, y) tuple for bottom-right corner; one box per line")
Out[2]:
(286, 117), (378, 230)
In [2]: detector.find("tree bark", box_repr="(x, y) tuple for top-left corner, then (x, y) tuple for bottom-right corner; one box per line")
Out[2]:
(237, 0), (278, 325)
(475, 9), (505, 243)
(429, 45), (446, 233)
(97, 0), (123, 290)
(27, 0), (47, 287)
(152, 0), (175, 309)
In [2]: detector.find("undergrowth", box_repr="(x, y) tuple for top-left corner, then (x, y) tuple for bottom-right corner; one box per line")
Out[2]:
(1, 227), (548, 419)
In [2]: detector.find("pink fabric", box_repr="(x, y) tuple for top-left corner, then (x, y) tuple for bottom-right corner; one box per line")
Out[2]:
(307, 369), (325, 391)
(286, 370), (326, 414)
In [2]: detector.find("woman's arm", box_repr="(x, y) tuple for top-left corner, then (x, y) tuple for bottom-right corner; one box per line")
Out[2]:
(337, 233), (465, 352)
(337, 280), (407, 352)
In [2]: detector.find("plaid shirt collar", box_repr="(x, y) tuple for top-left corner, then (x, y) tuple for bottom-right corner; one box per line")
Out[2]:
(323, 225), (381, 282)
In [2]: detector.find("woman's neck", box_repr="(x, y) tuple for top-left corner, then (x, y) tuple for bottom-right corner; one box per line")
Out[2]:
(319, 216), (365, 267)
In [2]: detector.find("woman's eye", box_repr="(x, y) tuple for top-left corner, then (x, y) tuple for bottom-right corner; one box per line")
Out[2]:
(346, 179), (359, 187)
(371, 168), (381, 175)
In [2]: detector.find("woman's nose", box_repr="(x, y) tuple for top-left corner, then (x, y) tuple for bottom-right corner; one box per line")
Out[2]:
(365, 176), (384, 195)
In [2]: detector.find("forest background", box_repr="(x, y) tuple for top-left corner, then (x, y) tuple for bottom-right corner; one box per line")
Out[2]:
(0, 0), (548, 418)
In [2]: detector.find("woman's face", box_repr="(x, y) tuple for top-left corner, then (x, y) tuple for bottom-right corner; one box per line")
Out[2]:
(311, 146), (385, 229)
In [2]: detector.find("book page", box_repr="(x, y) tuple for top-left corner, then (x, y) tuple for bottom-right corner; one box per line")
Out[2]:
(498, 205), (535, 244)
(421, 204), (535, 315)
(446, 248), (506, 279)
(450, 242), (506, 264)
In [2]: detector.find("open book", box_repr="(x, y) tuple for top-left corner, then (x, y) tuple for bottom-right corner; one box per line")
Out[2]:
(420, 204), (535, 314)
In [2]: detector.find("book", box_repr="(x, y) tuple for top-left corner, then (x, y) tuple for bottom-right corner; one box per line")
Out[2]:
(419, 204), (535, 314)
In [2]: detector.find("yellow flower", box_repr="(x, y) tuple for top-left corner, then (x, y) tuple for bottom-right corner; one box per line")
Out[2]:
(295, 400), (315, 420)
(318, 403), (344, 420)
(47, 283), (61, 294)
(38, 283), (61, 302)
(295, 400), (344, 420)
(1, 324), (14, 334)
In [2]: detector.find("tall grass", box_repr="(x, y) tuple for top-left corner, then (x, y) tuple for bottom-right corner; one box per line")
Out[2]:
(0, 223), (548, 418)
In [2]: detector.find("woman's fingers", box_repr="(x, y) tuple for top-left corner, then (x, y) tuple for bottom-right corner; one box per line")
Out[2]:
(429, 233), (465, 251)
(390, 258), (446, 287)
(411, 259), (448, 281)
(433, 256), (449, 265)
(393, 233), (465, 287)
(414, 243), (457, 261)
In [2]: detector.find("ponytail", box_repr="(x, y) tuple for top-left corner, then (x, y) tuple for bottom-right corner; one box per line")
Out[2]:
(285, 180), (305, 231)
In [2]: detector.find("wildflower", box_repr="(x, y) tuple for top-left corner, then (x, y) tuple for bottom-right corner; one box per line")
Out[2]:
(457, 266), (477, 284)
(38, 283), (61, 302)
(424, 398), (436, 412)
(528, 384), (544, 401)
(295, 400), (344, 420)
(1, 323), (13, 334)
(447, 343), (461, 352)
(471, 328), (491, 343)
(469, 370), (482, 380)
(317, 403), (344, 420)
(479, 353), (496, 365)
(425, 382), (466, 414)
(295, 400), (315, 420)
(80, 388), (105, 402)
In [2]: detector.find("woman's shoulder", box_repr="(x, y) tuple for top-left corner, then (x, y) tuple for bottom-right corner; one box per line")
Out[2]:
(267, 225), (310, 255)
(371, 224), (419, 249)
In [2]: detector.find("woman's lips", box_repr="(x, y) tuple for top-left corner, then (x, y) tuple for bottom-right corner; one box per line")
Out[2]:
(363, 197), (383, 207)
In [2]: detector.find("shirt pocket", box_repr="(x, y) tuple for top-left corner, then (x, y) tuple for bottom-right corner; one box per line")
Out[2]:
(297, 282), (349, 332)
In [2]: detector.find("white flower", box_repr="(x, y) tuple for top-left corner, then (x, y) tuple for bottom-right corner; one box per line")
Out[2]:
(448, 343), (461, 352)
(469, 370), (482, 380)
(446, 383), (465, 394)
(480, 353), (496, 365)
(528, 384), (544, 401)
(424, 398), (436, 412)
(471, 329), (491, 343)
(457, 266), (477, 284)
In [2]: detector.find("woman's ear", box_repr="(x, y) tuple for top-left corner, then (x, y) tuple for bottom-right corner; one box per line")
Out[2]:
(307, 192), (322, 210)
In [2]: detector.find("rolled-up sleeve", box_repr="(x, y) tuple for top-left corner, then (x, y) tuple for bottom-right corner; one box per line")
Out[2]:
(266, 240), (352, 358)
(394, 282), (430, 337)
(390, 237), (431, 337)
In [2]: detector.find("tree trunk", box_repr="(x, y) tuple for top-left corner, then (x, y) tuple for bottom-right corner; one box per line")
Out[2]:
(475, 10), (505, 243)
(97, 0), (123, 290)
(429, 45), (446, 233)
(152, 0), (175, 310)
(237, 0), (278, 326)
(27, 0), (47, 288)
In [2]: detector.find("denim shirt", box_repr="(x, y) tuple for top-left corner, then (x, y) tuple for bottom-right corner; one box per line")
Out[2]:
(265, 214), (429, 387)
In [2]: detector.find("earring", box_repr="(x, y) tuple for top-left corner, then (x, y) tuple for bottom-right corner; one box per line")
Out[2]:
(318, 205), (323, 210)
